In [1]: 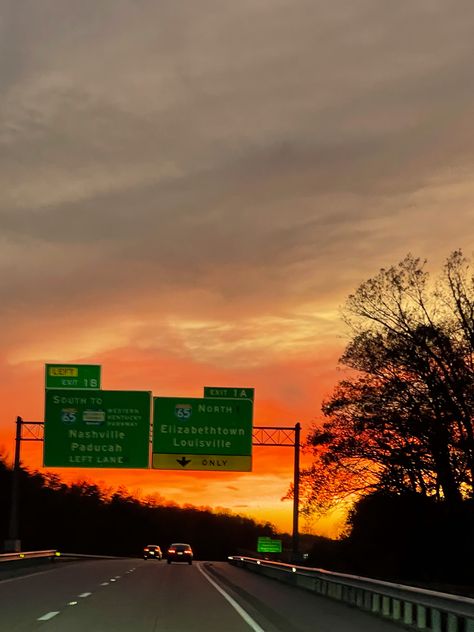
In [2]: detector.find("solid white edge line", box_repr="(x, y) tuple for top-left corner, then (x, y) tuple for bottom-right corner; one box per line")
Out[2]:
(37, 611), (60, 621)
(197, 563), (265, 632)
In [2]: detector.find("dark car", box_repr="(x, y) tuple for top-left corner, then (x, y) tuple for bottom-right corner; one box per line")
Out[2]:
(143, 544), (162, 560)
(166, 543), (193, 564)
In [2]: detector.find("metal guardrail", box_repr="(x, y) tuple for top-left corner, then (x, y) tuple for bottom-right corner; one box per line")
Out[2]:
(0, 550), (58, 581)
(228, 556), (474, 632)
(0, 550), (57, 562)
(0, 551), (124, 563)
(54, 552), (122, 559)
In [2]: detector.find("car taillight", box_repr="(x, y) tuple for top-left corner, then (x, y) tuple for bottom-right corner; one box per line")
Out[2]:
(184, 550), (191, 554)
(168, 549), (175, 554)
(144, 548), (149, 552)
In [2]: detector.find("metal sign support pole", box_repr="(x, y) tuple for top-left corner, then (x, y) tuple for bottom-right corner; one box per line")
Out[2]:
(253, 424), (301, 561)
(5, 416), (22, 552)
(292, 422), (301, 559)
(4, 418), (44, 552)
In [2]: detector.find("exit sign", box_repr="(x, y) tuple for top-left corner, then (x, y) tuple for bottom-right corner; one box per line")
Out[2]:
(45, 364), (101, 390)
(204, 386), (254, 401)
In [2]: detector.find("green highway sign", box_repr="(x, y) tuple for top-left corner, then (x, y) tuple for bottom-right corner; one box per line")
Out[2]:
(44, 389), (151, 468)
(152, 397), (253, 471)
(45, 364), (101, 390)
(257, 537), (282, 553)
(204, 386), (254, 401)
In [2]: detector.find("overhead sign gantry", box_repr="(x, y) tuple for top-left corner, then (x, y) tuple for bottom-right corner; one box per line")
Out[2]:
(10, 367), (300, 557)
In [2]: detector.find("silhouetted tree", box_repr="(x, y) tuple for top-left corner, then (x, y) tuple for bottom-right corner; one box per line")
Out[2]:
(300, 251), (474, 515)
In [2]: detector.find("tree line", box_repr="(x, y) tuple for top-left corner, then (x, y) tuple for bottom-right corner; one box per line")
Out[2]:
(0, 458), (276, 559)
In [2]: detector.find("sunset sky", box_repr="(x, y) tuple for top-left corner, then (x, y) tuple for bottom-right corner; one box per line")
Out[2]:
(1, 1), (474, 537)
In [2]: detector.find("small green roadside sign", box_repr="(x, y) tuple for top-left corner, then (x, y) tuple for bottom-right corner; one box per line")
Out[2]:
(44, 389), (151, 468)
(45, 364), (101, 390)
(257, 537), (282, 553)
(152, 396), (253, 471)
(204, 386), (254, 401)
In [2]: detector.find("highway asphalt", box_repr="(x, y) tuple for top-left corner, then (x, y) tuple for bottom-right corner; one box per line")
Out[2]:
(0, 558), (406, 631)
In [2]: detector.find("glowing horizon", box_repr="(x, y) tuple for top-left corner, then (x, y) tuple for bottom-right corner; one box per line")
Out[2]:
(0, 359), (343, 538)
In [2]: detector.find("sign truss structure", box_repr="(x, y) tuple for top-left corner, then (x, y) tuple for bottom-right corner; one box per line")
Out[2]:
(253, 426), (296, 447)
(18, 421), (44, 442)
(15, 423), (299, 449)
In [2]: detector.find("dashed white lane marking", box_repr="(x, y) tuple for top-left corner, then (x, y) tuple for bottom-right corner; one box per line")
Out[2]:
(29, 567), (131, 625)
(197, 564), (265, 632)
(37, 611), (60, 621)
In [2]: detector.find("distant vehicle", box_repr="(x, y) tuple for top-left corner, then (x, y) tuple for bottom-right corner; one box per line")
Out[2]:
(167, 543), (193, 564)
(143, 544), (162, 560)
